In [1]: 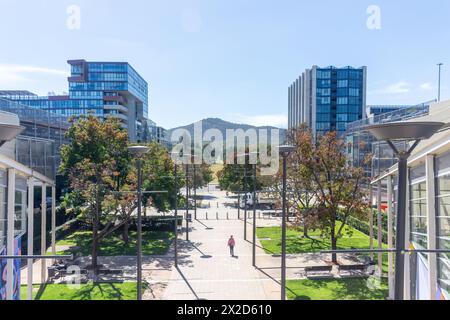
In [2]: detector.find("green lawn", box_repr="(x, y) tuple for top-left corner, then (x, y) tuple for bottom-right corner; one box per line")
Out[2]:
(257, 222), (389, 272)
(56, 230), (174, 256)
(21, 282), (139, 300)
(286, 278), (389, 300)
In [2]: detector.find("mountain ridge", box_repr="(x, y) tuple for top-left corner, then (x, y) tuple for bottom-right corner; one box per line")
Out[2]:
(166, 118), (286, 143)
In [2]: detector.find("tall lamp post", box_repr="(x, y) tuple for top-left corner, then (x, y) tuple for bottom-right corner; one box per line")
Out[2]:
(438, 63), (444, 102)
(250, 151), (259, 267)
(171, 152), (181, 268)
(128, 145), (150, 301)
(366, 122), (444, 300)
(238, 153), (249, 241)
(185, 163), (190, 241)
(277, 145), (295, 301)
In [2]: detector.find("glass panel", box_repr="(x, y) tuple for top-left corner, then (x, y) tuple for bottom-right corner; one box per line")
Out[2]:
(411, 216), (428, 235)
(438, 197), (450, 217)
(438, 218), (450, 238)
(411, 182), (427, 200)
(436, 150), (450, 173)
(438, 175), (450, 196)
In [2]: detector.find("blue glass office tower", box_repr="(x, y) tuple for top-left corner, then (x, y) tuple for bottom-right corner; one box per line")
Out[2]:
(288, 65), (367, 137)
(1, 60), (151, 142)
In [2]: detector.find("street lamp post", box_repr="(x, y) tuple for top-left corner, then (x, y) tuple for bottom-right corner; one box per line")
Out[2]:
(128, 145), (150, 301)
(185, 164), (190, 241)
(174, 162), (179, 267)
(243, 164), (247, 241)
(438, 63), (444, 102)
(250, 151), (259, 267)
(194, 164), (197, 220)
(277, 145), (295, 301)
(252, 162), (257, 267)
(366, 122), (444, 300)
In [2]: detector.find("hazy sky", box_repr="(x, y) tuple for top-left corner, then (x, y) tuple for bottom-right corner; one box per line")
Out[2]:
(0, 0), (449, 128)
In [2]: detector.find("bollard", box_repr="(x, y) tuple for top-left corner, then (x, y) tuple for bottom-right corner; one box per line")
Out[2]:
(206, 212), (208, 220)
(227, 212), (229, 220)
(216, 212), (219, 220)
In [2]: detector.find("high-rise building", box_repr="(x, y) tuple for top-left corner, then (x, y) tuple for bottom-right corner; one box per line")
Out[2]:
(288, 65), (367, 137)
(0, 59), (152, 142)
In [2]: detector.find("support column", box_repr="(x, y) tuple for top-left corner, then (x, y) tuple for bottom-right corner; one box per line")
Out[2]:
(426, 155), (438, 300)
(51, 185), (56, 256)
(404, 168), (411, 300)
(6, 169), (16, 300)
(27, 178), (34, 301)
(369, 185), (374, 261)
(41, 184), (47, 284)
(377, 180), (383, 275)
(387, 175), (395, 300)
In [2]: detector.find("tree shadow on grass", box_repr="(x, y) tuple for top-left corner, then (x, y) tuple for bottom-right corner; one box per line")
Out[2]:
(287, 278), (388, 301)
(70, 282), (130, 300)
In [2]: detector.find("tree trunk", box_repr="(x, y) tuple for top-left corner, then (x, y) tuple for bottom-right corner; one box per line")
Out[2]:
(122, 221), (129, 245)
(303, 224), (308, 238)
(331, 234), (338, 264)
(92, 222), (99, 276)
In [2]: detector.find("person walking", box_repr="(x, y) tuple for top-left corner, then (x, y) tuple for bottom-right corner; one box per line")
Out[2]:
(228, 235), (236, 257)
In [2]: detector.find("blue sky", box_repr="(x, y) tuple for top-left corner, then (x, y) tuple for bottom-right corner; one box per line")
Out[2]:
(0, 0), (449, 129)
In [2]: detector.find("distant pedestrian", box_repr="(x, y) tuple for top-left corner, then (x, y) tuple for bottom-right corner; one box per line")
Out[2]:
(228, 235), (236, 257)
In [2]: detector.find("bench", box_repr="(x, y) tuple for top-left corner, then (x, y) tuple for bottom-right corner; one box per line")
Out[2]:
(304, 265), (334, 279)
(338, 264), (374, 277)
(98, 269), (123, 275)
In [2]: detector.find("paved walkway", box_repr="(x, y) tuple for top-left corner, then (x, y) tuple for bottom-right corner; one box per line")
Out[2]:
(21, 185), (364, 300)
(159, 187), (364, 300)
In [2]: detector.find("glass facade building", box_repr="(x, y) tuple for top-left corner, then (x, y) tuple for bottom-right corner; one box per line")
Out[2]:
(0, 98), (70, 179)
(369, 100), (450, 300)
(0, 59), (152, 142)
(288, 65), (367, 138)
(346, 101), (433, 178)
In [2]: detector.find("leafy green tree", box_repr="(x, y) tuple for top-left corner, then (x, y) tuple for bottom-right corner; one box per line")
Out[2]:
(141, 142), (181, 212)
(307, 132), (370, 263)
(60, 115), (135, 273)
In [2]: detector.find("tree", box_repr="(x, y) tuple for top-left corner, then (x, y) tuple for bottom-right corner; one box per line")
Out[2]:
(141, 141), (180, 213)
(308, 132), (370, 263)
(60, 115), (136, 274)
(285, 125), (320, 237)
(217, 152), (267, 193)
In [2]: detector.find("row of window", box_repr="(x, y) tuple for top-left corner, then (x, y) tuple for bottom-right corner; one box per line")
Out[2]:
(316, 69), (364, 80)
(407, 150), (450, 298)
(69, 81), (128, 91)
(317, 88), (361, 97)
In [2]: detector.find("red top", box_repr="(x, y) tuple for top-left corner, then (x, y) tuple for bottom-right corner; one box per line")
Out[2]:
(228, 238), (235, 247)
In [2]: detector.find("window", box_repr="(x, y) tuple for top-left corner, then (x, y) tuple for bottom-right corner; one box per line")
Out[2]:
(317, 70), (331, 79)
(349, 88), (360, 97)
(317, 88), (331, 96)
(410, 165), (427, 249)
(337, 97), (348, 105)
(436, 151), (450, 298)
(338, 80), (348, 88)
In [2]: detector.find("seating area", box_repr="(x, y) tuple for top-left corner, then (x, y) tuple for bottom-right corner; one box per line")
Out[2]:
(304, 263), (376, 279)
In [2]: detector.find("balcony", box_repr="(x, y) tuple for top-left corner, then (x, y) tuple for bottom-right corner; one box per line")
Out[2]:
(104, 104), (128, 114)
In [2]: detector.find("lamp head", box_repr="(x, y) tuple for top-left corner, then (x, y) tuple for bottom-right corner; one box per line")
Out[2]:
(128, 145), (150, 157)
(365, 122), (445, 141)
(277, 145), (295, 157)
